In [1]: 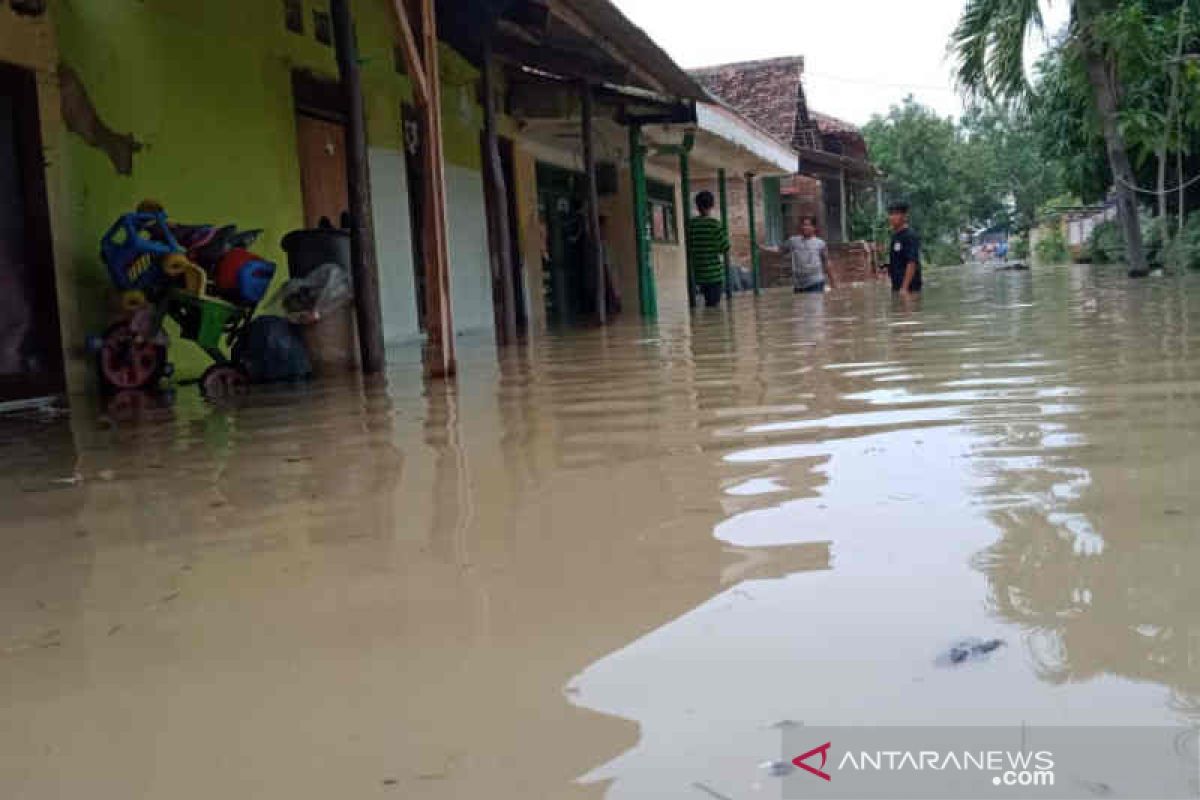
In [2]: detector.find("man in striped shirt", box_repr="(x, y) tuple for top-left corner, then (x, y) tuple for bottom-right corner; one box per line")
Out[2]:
(687, 191), (730, 307)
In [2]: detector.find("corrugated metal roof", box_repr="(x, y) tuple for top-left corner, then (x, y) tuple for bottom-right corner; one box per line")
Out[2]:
(558, 0), (710, 101)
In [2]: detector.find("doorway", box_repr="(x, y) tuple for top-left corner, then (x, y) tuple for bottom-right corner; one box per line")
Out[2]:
(0, 62), (63, 404)
(293, 70), (350, 228)
(295, 114), (350, 228)
(402, 103), (428, 330)
(536, 162), (589, 325)
(292, 71), (356, 371)
(481, 134), (527, 336)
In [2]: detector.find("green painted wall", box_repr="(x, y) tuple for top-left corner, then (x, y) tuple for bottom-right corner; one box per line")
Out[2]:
(53, 0), (483, 379)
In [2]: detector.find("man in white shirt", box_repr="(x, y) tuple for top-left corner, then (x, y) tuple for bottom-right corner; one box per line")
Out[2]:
(759, 216), (836, 293)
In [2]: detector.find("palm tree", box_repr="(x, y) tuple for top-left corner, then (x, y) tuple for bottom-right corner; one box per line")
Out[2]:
(952, 0), (1149, 276)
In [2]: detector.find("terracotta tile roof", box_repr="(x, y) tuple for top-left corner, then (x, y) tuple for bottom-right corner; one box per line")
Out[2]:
(689, 57), (869, 161)
(810, 110), (859, 136)
(689, 57), (806, 146)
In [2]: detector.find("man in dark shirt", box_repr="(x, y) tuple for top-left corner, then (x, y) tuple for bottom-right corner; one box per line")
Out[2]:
(887, 201), (922, 294)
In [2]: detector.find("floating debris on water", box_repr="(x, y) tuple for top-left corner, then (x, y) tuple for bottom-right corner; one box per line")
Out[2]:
(938, 638), (1006, 666)
(760, 760), (794, 777)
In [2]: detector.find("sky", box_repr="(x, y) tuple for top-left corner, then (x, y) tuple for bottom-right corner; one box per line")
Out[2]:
(610, 0), (1072, 126)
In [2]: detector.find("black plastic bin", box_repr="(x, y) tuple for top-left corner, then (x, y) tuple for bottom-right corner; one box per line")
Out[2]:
(280, 229), (352, 280)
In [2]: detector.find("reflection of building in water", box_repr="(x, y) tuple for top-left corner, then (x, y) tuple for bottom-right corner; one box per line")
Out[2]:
(975, 501), (1200, 714)
(961, 276), (1200, 716)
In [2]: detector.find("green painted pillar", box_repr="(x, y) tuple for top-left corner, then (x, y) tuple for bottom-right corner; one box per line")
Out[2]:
(629, 125), (656, 318)
(680, 149), (695, 308)
(746, 172), (761, 295)
(718, 168), (731, 300)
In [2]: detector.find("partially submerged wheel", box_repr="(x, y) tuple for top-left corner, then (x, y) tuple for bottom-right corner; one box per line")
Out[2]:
(99, 321), (166, 391)
(199, 364), (249, 399)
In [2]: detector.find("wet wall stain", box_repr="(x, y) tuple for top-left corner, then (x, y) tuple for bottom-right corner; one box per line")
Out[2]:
(58, 64), (142, 176)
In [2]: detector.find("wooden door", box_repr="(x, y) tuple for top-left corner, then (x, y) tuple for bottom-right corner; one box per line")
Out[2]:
(0, 63), (63, 404)
(294, 112), (357, 372)
(296, 114), (349, 228)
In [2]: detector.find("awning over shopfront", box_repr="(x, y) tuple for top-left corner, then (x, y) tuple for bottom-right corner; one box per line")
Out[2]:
(645, 101), (798, 178)
(796, 145), (879, 183)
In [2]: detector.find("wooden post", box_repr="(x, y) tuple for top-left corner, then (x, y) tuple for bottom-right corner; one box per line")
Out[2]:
(482, 37), (518, 344)
(391, 0), (455, 377)
(629, 124), (656, 318)
(718, 168), (731, 300)
(331, 0), (385, 374)
(839, 168), (848, 243)
(679, 146), (695, 308)
(746, 172), (760, 295)
(580, 82), (605, 325)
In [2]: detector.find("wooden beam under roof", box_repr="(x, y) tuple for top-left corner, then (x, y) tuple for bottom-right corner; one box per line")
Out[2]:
(547, 0), (668, 95)
(492, 31), (631, 85)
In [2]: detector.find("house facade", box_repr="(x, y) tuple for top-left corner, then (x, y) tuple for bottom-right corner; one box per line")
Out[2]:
(690, 56), (882, 287)
(0, 0), (795, 407)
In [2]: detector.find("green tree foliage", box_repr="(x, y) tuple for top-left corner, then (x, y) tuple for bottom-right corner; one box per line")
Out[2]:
(951, 0), (1154, 275)
(863, 98), (1066, 247)
(1031, 1), (1200, 208)
(1161, 212), (1200, 267)
(1029, 42), (1113, 203)
(863, 98), (982, 246)
(1035, 227), (1069, 264)
(961, 106), (1067, 232)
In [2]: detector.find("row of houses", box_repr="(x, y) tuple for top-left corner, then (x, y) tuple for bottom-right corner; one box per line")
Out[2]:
(0, 0), (880, 405)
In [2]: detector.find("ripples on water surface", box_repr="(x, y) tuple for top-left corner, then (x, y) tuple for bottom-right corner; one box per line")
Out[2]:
(3, 265), (1200, 798)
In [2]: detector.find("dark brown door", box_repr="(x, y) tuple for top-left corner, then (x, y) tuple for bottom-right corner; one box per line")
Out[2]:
(293, 110), (358, 372)
(402, 104), (427, 330)
(295, 113), (350, 228)
(0, 62), (63, 404)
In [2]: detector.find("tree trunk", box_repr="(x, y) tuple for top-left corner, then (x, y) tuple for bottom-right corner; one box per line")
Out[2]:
(1082, 46), (1148, 276)
(1157, 150), (1168, 222)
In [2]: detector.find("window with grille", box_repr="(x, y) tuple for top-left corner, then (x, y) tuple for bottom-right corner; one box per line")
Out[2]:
(647, 180), (678, 244)
(762, 176), (784, 246)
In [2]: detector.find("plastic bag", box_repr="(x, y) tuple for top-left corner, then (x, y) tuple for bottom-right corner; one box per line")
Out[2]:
(269, 263), (352, 325)
(232, 316), (312, 383)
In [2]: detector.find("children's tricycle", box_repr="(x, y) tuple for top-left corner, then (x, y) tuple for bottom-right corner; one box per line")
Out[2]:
(95, 206), (276, 398)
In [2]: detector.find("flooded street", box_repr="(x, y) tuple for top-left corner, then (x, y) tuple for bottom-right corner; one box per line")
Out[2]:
(4, 264), (1200, 798)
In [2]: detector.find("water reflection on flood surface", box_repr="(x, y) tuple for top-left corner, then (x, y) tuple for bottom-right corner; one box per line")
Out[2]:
(3, 265), (1200, 798)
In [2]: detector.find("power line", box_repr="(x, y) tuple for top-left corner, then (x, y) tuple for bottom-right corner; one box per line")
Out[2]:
(803, 71), (960, 94)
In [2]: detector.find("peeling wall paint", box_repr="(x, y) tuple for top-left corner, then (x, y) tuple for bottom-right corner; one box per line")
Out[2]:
(57, 64), (142, 176)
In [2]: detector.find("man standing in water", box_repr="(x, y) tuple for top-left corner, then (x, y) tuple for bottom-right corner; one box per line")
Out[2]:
(887, 201), (922, 294)
(687, 191), (731, 307)
(758, 216), (836, 293)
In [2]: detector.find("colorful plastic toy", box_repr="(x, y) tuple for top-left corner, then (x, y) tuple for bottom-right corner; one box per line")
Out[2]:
(94, 204), (277, 398)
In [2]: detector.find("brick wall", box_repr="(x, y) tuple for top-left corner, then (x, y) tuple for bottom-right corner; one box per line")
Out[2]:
(827, 242), (881, 285)
(690, 174), (827, 280)
(691, 175), (762, 270)
(686, 175), (881, 289)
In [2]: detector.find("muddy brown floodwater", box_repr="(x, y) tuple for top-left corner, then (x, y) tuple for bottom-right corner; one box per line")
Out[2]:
(3, 264), (1200, 798)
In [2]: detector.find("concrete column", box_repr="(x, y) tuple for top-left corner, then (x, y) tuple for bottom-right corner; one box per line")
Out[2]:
(680, 148), (694, 308)
(746, 173), (760, 295)
(718, 168), (731, 299)
(629, 125), (656, 318)
(839, 168), (848, 243)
